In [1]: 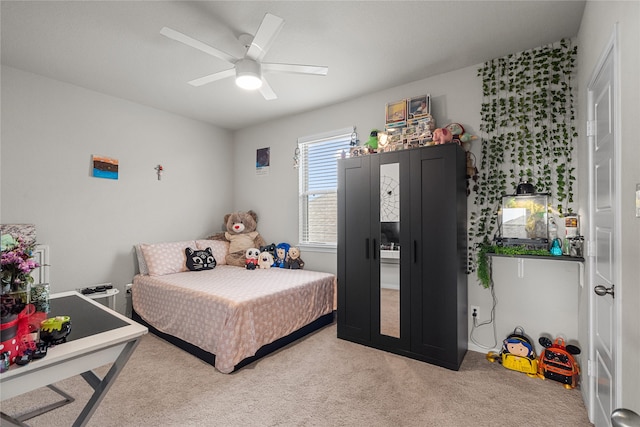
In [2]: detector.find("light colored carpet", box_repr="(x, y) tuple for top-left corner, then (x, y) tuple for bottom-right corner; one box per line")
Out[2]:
(2, 323), (592, 426)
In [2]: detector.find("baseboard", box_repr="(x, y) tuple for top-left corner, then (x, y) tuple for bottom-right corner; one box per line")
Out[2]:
(467, 342), (499, 354)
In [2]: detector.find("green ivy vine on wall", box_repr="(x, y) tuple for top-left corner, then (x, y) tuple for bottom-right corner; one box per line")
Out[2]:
(468, 39), (578, 287)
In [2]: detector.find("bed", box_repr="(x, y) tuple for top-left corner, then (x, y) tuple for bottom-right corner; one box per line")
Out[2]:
(131, 239), (336, 374)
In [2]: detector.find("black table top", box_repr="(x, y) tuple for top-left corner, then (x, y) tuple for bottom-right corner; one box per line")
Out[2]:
(47, 294), (129, 342)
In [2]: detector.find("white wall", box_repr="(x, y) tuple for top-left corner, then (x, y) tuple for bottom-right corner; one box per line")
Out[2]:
(576, 1), (640, 415)
(485, 257), (581, 356)
(232, 65), (483, 272)
(1, 66), (234, 312)
(231, 62), (590, 356)
(2, 3), (637, 408)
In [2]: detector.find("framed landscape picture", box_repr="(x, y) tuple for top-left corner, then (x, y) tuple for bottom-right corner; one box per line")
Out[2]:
(92, 155), (119, 180)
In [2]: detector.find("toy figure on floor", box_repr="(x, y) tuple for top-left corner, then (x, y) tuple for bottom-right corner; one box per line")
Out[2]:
(486, 326), (538, 377)
(286, 246), (305, 269)
(274, 243), (290, 268)
(537, 336), (581, 389)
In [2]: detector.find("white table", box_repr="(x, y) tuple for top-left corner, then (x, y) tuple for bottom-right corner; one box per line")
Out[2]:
(0, 291), (148, 426)
(84, 288), (120, 310)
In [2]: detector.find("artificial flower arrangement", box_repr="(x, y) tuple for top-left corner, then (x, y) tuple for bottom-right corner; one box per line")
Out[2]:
(1, 233), (40, 296)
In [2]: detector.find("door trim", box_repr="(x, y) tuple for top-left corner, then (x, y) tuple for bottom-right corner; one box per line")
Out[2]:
(586, 23), (622, 423)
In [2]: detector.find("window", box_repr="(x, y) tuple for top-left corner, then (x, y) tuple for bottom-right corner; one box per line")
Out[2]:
(298, 127), (354, 248)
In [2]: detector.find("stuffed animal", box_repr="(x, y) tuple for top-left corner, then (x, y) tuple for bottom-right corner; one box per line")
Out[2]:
(260, 243), (277, 261)
(185, 247), (217, 271)
(465, 152), (479, 195)
(208, 210), (266, 267)
(274, 243), (290, 268)
(257, 251), (274, 269)
(365, 129), (379, 151)
(285, 246), (305, 270)
(245, 247), (260, 270)
(432, 128), (453, 145)
(459, 132), (478, 144)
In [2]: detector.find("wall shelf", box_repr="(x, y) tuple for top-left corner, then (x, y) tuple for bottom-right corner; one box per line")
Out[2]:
(485, 255), (582, 356)
(488, 253), (584, 262)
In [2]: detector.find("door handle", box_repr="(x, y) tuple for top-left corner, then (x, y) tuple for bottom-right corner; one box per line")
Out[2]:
(594, 284), (615, 298)
(372, 239), (377, 260)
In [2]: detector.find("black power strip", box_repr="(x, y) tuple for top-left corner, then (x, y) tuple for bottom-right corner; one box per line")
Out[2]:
(80, 284), (113, 295)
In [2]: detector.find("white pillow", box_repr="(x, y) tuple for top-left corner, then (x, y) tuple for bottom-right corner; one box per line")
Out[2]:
(196, 240), (229, 265)
(140, 240), (196, 276)
(134, 244), (149, 275)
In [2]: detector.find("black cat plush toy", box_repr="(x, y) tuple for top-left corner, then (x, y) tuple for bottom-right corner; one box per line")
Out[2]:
(185, 247), (216, 271)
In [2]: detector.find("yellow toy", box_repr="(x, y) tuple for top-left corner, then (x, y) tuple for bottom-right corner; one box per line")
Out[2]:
(40, 315), (72, 345)
(486, 327), (538, 377)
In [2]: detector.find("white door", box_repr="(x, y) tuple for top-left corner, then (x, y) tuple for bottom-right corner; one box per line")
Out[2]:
(588, 31), (619, 427)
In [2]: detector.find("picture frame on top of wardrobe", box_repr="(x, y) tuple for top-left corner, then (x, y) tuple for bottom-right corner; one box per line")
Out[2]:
(385, 99), (407, 128)
(408, 94), (431, 119)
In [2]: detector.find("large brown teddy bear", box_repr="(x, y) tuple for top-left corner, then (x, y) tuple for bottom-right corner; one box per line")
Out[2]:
(209, 210), (266, 267)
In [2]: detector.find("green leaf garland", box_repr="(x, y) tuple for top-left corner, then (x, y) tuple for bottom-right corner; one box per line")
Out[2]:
(469, 39), (578, 287)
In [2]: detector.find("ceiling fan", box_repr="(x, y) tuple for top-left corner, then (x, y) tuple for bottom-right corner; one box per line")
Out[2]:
(160, 13), (328, 100)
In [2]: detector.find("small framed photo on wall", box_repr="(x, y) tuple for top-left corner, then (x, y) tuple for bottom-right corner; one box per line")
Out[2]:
(256, 147), (270, 175)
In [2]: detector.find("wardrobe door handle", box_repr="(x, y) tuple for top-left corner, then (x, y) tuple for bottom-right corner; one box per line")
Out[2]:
(365, 238), (370, 259)
(373, 239), (377, 260)
(414, 240), (418, 263)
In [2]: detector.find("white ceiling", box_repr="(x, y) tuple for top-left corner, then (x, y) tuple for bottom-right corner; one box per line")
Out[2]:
(1, 1), (586, 131)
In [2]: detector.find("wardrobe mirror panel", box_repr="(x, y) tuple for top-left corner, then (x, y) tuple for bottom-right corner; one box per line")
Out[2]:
(380, 162), (400, 338)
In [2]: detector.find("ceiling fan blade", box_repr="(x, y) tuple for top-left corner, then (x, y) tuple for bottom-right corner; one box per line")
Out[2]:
(188, 68), (236, 87)
(259, 78), (277, 100)
(160, 27), (238, 64)
(246, 13), (285, 61)
(262, 63), (328, 76)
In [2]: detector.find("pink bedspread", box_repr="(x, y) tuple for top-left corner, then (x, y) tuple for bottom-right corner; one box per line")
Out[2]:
(132, 266), (336, 373)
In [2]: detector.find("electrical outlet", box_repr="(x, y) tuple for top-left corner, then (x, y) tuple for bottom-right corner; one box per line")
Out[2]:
(471, 305), (480, 321)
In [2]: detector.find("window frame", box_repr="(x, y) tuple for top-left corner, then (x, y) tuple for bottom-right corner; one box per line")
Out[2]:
(297, 127), (355, 250)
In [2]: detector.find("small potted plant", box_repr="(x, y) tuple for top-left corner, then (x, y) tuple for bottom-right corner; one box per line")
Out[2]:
(1, 234), (40, 304)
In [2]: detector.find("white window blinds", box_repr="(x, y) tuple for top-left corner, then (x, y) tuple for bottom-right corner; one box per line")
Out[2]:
(298, 127), (354, 247)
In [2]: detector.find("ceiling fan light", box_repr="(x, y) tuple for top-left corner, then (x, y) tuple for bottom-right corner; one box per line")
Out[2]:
(235, 59), (263, 90)
(236, 74), (262, 90)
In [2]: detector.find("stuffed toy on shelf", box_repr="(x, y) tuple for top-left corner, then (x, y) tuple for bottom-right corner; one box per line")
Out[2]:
(432, 127), (453, 145)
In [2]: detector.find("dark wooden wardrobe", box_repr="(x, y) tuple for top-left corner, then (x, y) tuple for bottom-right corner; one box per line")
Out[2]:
(337, 143), (468, 370)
